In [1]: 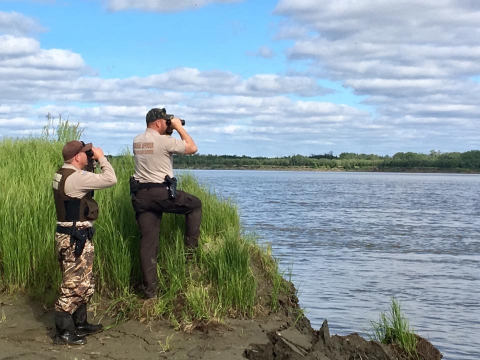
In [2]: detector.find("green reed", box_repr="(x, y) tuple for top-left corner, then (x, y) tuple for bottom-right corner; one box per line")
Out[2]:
(370, 297), (418, 358)
(0, 131), (284, 324)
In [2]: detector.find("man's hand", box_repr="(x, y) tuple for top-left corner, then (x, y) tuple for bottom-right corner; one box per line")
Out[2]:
(169, 117), (184, 130)
(92, 147), (105, 160)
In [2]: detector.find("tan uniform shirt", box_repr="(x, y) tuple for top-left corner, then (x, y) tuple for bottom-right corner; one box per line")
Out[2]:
(133, 128), (186, 183)
(55, 156), (117, 227)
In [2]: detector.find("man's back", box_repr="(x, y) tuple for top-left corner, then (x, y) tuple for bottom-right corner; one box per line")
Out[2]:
(133, 128), (186, 183)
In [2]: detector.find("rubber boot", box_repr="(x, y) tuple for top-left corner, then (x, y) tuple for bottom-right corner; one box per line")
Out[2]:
(185, 237), (198, 262)
(72, 303), (103, 336)
(54, 310), (87, 345)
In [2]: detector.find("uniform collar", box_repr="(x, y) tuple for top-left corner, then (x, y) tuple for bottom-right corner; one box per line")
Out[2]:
(62, 163), (81, 171)
(146, 128), (160, 135)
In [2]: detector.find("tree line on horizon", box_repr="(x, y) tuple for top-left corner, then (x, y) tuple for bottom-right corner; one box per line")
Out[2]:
(168, 150), (480, 171)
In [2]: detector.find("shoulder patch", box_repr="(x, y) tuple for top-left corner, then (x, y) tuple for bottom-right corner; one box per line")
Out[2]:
(81, 171), (87, 175)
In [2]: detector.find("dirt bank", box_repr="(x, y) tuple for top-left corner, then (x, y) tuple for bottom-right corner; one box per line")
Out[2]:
(0, 292), (442, 360)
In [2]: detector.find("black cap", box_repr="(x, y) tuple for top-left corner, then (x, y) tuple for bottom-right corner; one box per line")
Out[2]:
(146, 108), (173, 123)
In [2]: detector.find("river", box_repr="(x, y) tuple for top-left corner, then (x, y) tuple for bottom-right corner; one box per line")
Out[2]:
(178, 170), (480, 360)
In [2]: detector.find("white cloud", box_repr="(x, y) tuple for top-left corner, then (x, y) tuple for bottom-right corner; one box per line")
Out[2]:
(1, 49), (85, 72)
(0, 35), (40, 57)
(0, 35), (87, 86)
(274, 0), (480, 142)
(3, 5), (480, 157)
(0, 11), (45, 35)
(275, 23), (308, 40)
(243, 74), (327, 97)
(107, 0), (242, 12)
(0, 62), (330, 108)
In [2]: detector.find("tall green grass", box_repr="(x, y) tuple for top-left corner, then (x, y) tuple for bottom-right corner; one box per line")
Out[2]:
(0, 119), (284, 325)
(370, 297), (418, 358)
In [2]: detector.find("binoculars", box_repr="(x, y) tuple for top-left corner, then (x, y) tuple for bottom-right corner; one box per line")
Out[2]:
(166, 117), (185, 127)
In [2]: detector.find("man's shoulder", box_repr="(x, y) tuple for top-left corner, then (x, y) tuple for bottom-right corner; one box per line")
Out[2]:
(66, 168), (90, 180)
(58, 164), (79, 174)
(133, 132), (146, 142)
(134, 130), (163, 141)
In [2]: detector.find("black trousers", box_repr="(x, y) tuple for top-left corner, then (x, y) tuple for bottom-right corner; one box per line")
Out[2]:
(132, 187), (202, 297)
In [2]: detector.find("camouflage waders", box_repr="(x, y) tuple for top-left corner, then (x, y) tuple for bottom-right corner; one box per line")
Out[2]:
(54, 231), (95, 314)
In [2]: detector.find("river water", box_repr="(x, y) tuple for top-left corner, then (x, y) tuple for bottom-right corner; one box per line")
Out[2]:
(179, 170), (480, 360)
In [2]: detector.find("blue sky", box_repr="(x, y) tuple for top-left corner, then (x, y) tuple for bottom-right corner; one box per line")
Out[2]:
(1, 0), (480, 156)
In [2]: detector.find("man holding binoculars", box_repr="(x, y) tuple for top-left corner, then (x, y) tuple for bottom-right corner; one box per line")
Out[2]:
(52, 140), (117, 345)
(130, 108), (202, 300)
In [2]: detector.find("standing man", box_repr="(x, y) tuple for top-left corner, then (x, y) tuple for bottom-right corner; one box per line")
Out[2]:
(52, 140), (117, 345)
(131, 108), (202, 299)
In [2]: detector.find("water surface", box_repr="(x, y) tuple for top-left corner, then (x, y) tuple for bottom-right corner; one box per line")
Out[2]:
(179, 170), (480, 360)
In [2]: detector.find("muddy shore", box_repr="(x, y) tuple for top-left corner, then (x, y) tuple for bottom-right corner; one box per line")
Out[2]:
(0, 293), (442, 360)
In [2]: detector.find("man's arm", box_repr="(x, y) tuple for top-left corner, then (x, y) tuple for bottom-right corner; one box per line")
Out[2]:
(80, 156), (117, 190)
(170, 118), (197, 154)
(65, 148), (117, 196)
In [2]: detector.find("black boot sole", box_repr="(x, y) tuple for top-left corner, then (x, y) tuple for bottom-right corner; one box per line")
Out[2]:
(54, 335), (87, 345)
(76, 328), (103, 337)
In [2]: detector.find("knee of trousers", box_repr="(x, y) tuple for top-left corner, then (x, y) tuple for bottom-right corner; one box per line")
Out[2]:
(55, 294), (87, 314)
(56, 274), (95, 313)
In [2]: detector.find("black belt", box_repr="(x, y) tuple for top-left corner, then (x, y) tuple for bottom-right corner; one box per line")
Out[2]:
(138, 182), (167, 190)
(56, 225), (95, 258)
(56, 225), (94, 237)
(56, 225), (91, 234)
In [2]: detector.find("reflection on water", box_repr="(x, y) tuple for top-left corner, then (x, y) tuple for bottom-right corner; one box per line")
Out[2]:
(179, 170), (480, 360)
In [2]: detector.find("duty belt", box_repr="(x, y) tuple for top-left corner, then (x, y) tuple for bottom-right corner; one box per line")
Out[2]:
(138, 182), (168, 190)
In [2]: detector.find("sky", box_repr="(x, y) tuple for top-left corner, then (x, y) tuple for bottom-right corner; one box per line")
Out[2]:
(1, 0), (480, 157)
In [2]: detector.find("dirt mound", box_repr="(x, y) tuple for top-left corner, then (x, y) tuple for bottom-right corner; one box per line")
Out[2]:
(242, 271), (442, 360)
(245, 317), (442, 360)
(416, 335), (443, 360)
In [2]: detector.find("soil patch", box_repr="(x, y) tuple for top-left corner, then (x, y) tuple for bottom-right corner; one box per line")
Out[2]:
(1, 294), (442, 360)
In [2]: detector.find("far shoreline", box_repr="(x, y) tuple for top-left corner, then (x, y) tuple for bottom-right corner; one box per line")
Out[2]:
(176, 166), (480, 174)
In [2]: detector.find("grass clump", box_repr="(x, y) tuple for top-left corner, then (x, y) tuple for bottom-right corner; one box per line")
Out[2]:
(370, 297), (418, 358)
(0, 118), (289, 328)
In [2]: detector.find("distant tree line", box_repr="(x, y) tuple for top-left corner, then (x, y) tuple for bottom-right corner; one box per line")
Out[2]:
(171, 150), (480, 172)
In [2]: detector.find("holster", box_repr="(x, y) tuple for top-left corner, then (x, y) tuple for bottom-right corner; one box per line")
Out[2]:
(164, 175), (177, 200)
(129, 176), (140, 196)
(56, 225), (95, 258)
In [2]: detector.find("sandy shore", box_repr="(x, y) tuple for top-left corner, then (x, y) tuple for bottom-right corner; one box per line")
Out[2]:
(0, 293), (442, 360)
(0, 293), (290, 360)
